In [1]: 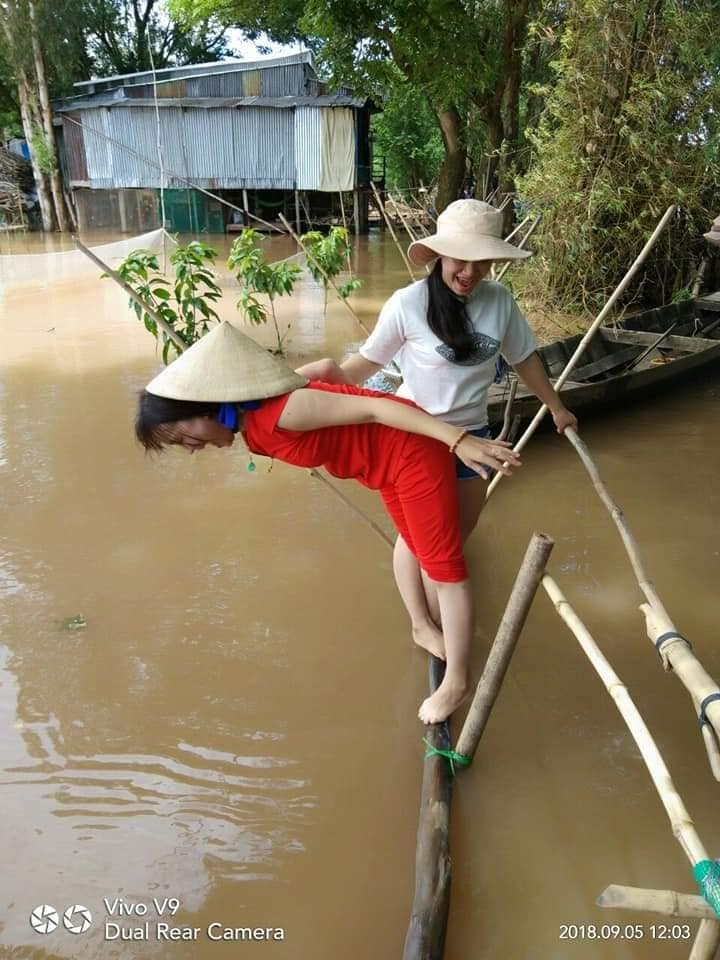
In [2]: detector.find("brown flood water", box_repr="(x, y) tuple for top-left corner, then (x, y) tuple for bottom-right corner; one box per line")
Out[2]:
(1, 230), (719, 959)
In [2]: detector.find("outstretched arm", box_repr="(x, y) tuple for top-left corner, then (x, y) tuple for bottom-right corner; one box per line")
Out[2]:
(512, 353), (578, 433)
(295, 353), (382, 386)
(278, 389), (521, 478)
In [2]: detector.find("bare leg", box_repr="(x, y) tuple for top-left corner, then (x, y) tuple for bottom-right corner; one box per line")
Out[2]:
(418, 579), (473, 724)
(393, 535), (445, 660)
(420, 476), (489, 623)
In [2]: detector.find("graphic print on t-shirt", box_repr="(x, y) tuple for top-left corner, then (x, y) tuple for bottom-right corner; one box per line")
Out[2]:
(435, 332), (501, 366)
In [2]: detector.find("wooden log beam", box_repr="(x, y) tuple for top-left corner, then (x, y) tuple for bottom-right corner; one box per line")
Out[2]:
(455, 532), (554, 760)
(403, 657), (452, 960)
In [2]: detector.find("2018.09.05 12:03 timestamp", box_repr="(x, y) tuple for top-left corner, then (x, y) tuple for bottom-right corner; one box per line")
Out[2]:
(559, 923), (692, 941)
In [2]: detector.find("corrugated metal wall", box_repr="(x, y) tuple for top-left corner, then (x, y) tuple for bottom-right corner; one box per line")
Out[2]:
(62, 114), (88, 182)
(72, 104), (298, 189)
(294, 107), (322, 189)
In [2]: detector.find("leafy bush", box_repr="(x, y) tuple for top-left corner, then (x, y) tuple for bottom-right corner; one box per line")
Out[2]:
(300, 227), (361, 317)
(227, 228), (302, 354)
(115, 240), (221, 361)
(519, 0), (720, 312)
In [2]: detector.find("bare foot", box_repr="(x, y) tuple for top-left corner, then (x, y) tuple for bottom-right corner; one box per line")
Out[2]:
(412, 622), (446, 661)
(418, 678), (469, 725)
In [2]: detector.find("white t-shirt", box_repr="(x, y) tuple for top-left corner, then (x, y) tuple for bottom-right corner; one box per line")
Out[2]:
(360, 278), (537, 429)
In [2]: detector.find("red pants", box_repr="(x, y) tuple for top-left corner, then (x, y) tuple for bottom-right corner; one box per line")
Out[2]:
(379, 435), (467, 583)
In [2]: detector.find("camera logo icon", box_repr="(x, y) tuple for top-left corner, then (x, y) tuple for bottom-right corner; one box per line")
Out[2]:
(63, 904), (93, 934)
(29, 905), (59, 935)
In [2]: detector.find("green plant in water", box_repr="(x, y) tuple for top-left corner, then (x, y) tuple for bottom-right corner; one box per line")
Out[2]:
(115, 241), (222, 362)
(227, 228), (301, 354)
(300, 227), (361, 318)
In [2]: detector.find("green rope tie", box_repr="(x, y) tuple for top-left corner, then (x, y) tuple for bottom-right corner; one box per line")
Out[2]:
(423, 737), (472, 777)
(693, 860), (720, 918)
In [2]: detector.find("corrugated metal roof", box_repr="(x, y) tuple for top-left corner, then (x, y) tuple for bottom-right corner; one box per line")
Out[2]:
(73, 51), (314, 90)
(56, 95), (366, 112)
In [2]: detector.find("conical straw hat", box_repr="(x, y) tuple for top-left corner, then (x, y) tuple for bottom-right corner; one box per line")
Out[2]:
(145, 321), (308, 402)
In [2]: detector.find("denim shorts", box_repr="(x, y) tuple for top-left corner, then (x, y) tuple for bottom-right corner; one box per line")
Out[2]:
(455, 426), (493, 480)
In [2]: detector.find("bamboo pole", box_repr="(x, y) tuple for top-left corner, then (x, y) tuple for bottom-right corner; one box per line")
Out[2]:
(455, 533), (554, 759)
(598, 884), (716, 920)
(495, 216), (541, 283)
(486, 204), (678, 499)
(403, 657), (452, 960)
(388, 191), (419, 243)
(561, 425), (720, 774)
(370, 180), (416, 281)
(542, 574), (711, 869)
(691, 920), (720, 960)
(496, 377), (518, 442)
(503, 214), (532, 245)
(277, 213), (371, 338)
(73, 237), (186, 352)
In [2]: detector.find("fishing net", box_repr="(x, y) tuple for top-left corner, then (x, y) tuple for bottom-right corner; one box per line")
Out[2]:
(694, 860), (720, 918)
(0, 228), (167, 288)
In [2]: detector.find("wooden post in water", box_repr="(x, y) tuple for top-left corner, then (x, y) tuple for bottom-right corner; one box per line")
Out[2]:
(404, 532), (553, 960)
(403, 657), (452, 960)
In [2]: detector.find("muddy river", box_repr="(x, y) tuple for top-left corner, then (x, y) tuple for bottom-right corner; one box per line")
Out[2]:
(1, 229), (719, 958)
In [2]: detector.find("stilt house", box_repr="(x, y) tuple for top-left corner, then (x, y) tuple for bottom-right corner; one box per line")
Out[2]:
(52, 52), (374, 234)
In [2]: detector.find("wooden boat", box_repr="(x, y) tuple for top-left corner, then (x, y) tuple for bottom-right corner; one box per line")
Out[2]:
(379, 293), (720, 426)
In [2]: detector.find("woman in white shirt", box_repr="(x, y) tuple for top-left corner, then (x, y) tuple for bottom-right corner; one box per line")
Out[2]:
(298, 199), (577, 661)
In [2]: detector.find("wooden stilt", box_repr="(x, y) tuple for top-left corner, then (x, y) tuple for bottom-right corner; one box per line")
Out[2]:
(242, 189), (250, 226)
(292, 190), (300, 234)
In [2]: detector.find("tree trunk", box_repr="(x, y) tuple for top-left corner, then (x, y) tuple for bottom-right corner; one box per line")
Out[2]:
(435, 107), (466, 213)
(17, 72), (56, 231)
(29, 0), (71, 232)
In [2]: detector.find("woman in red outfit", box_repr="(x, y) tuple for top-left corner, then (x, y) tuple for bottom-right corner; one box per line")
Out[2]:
(136, 322), (521, 724)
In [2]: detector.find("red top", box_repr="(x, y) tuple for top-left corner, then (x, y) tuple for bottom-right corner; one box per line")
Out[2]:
(242, 381), (423, 489)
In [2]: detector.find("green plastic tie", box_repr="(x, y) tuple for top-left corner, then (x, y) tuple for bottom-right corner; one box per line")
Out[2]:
(423, 737), (472, 777)
(693, 860), (720, 918)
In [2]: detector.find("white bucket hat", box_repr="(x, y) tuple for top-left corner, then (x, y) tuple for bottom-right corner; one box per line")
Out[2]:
(704, 214), (720, 247)
(145, 321), (308, 402)
(408, 199), (533, 266)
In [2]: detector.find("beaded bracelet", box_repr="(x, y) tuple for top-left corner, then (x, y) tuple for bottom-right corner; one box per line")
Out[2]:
(448, 429), (469, 455)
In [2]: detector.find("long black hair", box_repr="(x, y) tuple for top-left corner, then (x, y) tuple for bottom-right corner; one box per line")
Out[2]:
(426, 260), (477, 362)
(135, 390), (222, 452)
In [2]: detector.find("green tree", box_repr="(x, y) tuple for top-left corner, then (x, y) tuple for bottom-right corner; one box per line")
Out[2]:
(228, 228), (302, 354)
(520, 0), (720, 310)
(84, 0), (231, 77)
(300, 226), (360, 318)
(116, 240), (222, 361)
(371, 81), (443, 191)
(169, 0), (545, 212)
